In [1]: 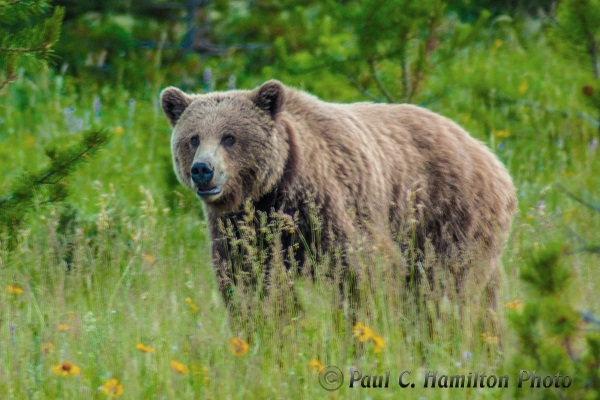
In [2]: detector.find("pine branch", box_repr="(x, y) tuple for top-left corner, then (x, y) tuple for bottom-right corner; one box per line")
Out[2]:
(367, 58), (397, 103)
(0, 130), (111, 236)
(558, 184), (600, 255)
(556, 183), (600, 212)
(0, 70), (16, 90)
(576, 2), (599, 79)
(0, 0), (25, 7)
(345, 74), (383, 102)
(571, 245), (600, 254)
(407, 5), (442, 103)
(0, 45), (51, 53)
(0, 4), (64, 93)
(33, 146), (93, 186)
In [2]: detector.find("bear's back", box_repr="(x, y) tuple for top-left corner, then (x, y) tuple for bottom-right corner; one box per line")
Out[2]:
(280, 88), (516, 256)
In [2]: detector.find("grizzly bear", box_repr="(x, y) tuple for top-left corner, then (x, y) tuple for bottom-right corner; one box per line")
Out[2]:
(161, 80), (517, 314)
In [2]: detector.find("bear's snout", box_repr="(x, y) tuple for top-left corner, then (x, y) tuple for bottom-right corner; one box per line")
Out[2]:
(191, 162), (214, 186)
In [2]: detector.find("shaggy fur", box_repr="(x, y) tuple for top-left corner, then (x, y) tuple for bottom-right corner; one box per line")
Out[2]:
(161, 80), (517, 306)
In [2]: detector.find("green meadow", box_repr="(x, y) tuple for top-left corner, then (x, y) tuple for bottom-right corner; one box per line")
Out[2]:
(1, 1), (599, 399)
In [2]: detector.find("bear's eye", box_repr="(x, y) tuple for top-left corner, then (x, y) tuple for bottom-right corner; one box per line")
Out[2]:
(221, 135), (236, 148)
(190, 135), (200, 148)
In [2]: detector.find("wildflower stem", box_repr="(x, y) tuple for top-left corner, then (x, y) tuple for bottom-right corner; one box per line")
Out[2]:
(29, 287), (46, 328)
(108, 255), (136, 311)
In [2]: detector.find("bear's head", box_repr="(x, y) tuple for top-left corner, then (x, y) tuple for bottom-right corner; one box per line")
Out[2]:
(161, 80), (290, 215)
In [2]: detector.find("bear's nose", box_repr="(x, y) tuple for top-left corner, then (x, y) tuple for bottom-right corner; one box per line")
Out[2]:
(191, 162), (214, 185)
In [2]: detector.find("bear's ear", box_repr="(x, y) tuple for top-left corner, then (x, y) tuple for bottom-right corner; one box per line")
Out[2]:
(161, 87), (191, 126)
(252, 80), (285, 119)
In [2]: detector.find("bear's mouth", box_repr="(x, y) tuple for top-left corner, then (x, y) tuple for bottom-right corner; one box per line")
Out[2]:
(196, 186), (222, 198)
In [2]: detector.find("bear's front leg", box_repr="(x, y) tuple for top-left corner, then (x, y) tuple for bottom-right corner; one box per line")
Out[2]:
(209, 231), (256, 339)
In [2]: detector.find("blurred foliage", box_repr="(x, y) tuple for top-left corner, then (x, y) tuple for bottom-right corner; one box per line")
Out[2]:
(55, 0), (184, 20)
(0, 0), (111, 246)
(55, 12), (166, 91)
(0, 0), (64, 92)
(45, 0), (600, 118)
(210, 0), (492, 103)
(53, 0), (209, 92)
(0, 129), (111, 244)
(3, 0), (600, 237)
(553, 0), (600, 137)
(554, 0), (600, 65)
(446, 0), (555, 20)
(47, 1), (493, 99)
(508, 240), (600, 399)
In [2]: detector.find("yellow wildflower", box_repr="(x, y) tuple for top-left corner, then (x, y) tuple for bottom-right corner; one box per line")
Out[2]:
(113, 126), (125, 135)
(101, 378), (124, 398)
(6, 285), (24, 295)
(41, 342), (54, 354)
(491, 39), (503, 54)
(185, 297), (199, 313)
(504, 299), (524, 311)
(563, 207), (578, 222)
(24, 134), (36, 148)
(518, 79), (528, 94)
(141, 253), (157, 264)
(353, 323), (386, 352)
(352, 322), (373, 342)
(481, 333), (499, 344)
(170, 360), (189, 375)
(135, 342), (156, 353)
(308, 359), (325, 373)
(189, 364), (210, 384)
(58, 323), (70, 332)
(371, 333), (386, 353)
(52, 361), (81, 377)
(492, 129), (510, 138)
(230, 338), (249, 356)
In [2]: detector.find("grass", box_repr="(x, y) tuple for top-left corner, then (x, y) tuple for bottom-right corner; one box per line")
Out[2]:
(1, 23), (599, 399)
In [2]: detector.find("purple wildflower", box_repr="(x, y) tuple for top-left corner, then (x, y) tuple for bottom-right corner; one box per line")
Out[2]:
(93, 95), (101, 116)
(128, 98), (136, 127)
(64, 107), (77, 132)
(203, 68), (212, 90)
(63, 106), (75, 117)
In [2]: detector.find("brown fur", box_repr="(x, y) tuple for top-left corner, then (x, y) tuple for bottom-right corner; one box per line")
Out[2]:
(161, 80), (517, 309)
